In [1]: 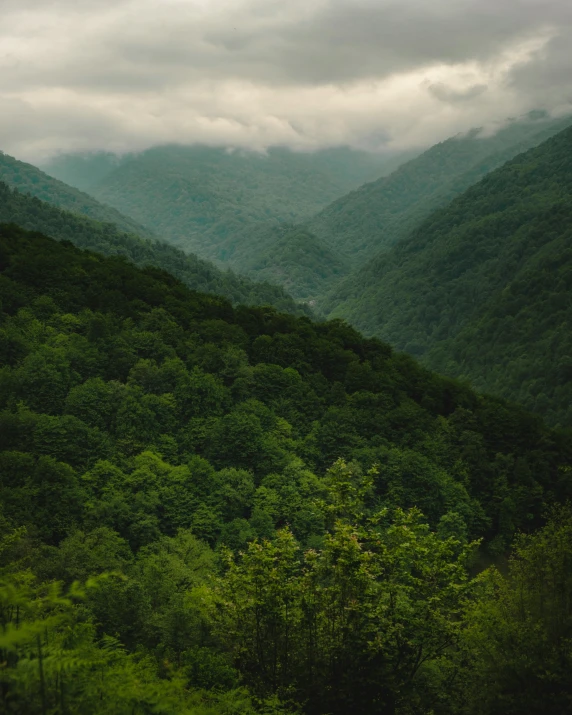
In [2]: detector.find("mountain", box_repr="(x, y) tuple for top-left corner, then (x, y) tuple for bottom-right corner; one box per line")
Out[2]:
(1, 223), (571, 714)
(0, 149), (154, 239)
(0, 181), (310, 315)
(204, 222), (349, 301)
(42, 145), (415, 197)
(80, 144), (412, 256)
(39, 150), (130, 192)
(324, 124), (572, 426)
(307, 113), (572, 265)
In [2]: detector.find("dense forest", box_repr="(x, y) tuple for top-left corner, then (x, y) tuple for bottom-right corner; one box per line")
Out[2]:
(0, 181), (310, 316)
(39, 151), (131, 192)
(50, 116), (572, 309)
(323, 124), (572, 426)
(307, 112), (572, 264)
(207, 223), (348, 301)
(83, 145), (407, 257)
(1, 224), (572, 714)
(0, 151), (154, 239)
(43, 146), (415, 199)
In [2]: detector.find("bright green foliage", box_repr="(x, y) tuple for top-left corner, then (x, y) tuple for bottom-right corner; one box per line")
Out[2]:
(1, 224), (572, 713)
(0, 181), (310, 315)
(457, 507), (572, 715)
(0, 528), (293, 715)
(325, 123), (572, 426)
(214, 461), (476, 715)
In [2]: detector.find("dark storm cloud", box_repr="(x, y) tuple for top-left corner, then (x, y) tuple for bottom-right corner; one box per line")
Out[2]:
(0, 0), (571, 159)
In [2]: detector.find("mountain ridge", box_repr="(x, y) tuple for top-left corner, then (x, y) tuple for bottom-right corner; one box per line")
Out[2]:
(322, 123), (572, 425)
(307, 113), (572, 265)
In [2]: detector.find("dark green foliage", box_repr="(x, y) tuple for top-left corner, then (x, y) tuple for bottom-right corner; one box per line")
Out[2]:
(324, 124), (572, 426)
(2, 223), (572, 714)
(309, 113), (572, 265)
(0, 149), (154, 238)
(0, 222), (569, 550)
(457, 506), (572, 715)
(0, 181), (310, 315)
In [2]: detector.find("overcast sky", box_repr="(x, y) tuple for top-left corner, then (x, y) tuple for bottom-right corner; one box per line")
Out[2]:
(1, 0), (571, 161)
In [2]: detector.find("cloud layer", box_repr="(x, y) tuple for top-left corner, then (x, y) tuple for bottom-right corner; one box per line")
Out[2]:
(1, 0), (571, 160)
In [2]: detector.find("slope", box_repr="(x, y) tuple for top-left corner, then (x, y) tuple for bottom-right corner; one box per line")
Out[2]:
(86, 144), (409, 257)
(39, 150), (130, 192)
(308, 113), (572, 264)
(324, 124), (572, 426)
(0, 181), (310, 315)
(0, 149), (154, 238)
(205, 222), (349, 301)
(1, 224), (571, 713)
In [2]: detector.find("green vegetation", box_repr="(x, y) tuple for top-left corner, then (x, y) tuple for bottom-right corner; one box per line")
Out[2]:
(308, 113), (572, 264)
(86, 145), (406, 258)
(211, 224), (348, 301)
(0, 150), (153, 239)
(1, 223), (572, 713)
(39, 150), (129, 192)
(0, 181), (310, 316)
(324, 124), (572, 426)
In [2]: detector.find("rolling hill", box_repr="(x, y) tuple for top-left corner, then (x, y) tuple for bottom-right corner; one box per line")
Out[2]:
(0, 150), (154, 239)
(0, 181), (310, 315)
(2, 223), (572, 713)
(307, 113), (572, 264)
(323, 124), (572, 426)
(200, 222), (349, 301)
(80, 144), (411, 257)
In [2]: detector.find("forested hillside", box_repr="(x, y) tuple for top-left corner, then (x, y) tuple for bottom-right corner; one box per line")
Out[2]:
(206, 223), (349, 301)
(1, 224), (572, 714)
(86, 145), (407, 256)
(0, 150), (154, 239)
(43, 146), (415, 197)
(40, 150), (130, 192)
(308, 113), (572, 264)
(0, 182), (310, 315)
(324, 124), (572, 426)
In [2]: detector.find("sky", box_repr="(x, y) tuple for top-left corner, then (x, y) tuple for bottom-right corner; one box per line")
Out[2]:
(1, 0), (571, 161)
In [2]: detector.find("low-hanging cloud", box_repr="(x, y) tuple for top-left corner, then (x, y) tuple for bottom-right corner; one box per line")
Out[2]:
(1, 0), (571, 161)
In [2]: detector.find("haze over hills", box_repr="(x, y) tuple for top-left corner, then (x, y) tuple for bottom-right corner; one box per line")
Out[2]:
(5, 0), (572, 710)
(323, 123), (572, 426)
(39, 151), (130, 192)
(67, 145), (413, 256)
(0, 181), (310, 316)
(0, 150), (155, 240)
(307, 113), (572, 264)
(187, 113), (572, 301)
(45, 114), (572, 306)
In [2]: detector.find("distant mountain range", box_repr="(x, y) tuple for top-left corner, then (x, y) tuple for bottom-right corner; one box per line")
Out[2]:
(44, 145), (412, 254)
(0, 173), (310, 316)
(11, 113), (572, 424)
(41, 115), (572, 305)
